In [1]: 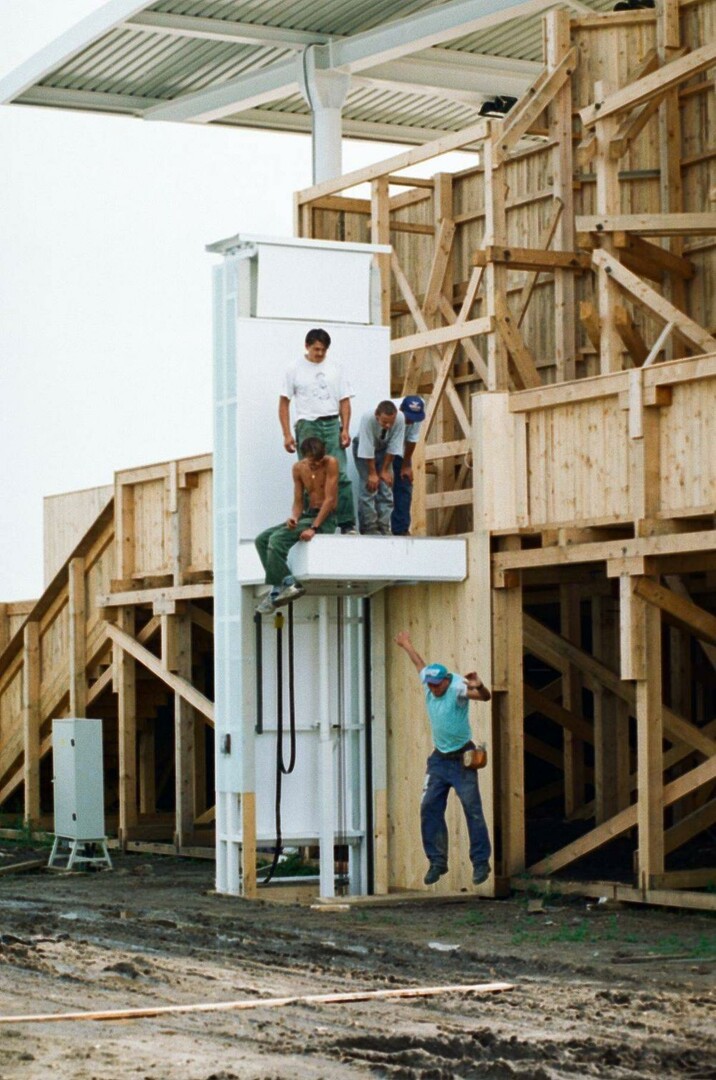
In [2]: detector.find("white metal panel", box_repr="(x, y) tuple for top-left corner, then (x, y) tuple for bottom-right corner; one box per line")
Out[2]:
(235, 316), (390, 553)
(256, 245), (374, 323)
(288, 535), (468, 583)
(52, 718), (106, 840)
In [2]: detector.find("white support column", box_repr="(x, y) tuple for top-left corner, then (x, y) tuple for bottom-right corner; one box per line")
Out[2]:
(318, 595), (335, 897)
(298, 47), (350, 184)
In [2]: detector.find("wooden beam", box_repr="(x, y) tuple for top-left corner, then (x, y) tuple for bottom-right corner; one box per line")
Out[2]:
(68, 557), (87, 717)
(173, 614), (196, 848)
(633, 578), (716, 647)
(22, 622), (40, 825)
(635, 598), (664, 882)
(580, 41), (716, 127)
(529, 753), (716, 875)
(578, 213), (716, 237)
(494, 47), (577, 163)
(614, 233), (695, 281)
(474, 246), (590, 271)
(106, 622), (214, 725)
(614, 304), (649, 365)
(390, 316), (492, 357)
(116, 607), (138, 845)
(99, 582), (213, 607)
(515, 198), (564, 329)
(371, 176), (391, 326)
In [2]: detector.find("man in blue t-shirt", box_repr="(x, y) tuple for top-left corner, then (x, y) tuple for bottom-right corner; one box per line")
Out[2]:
(395, 630), (492, 887)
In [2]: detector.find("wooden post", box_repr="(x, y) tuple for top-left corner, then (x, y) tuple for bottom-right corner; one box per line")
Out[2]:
(116, 607), (137, 845)
(172, 613), (196, 848)
(433, 173), (457, 532)
(483, 125), (510, 391)
(546, 9), (576, 382)
(138, 720), (156, 816)
(594, 80), (623, 374)
(657, 0), (686, 335)
(371, 176), (391, 327)
(635, 590), (665, 885)
(168, 462), (191, 586)
(0, 603), (8, 654)
(493, 543), (524, 875)
(115, 480), (135, 584)
(68, 557), (86, 717)
(22, 621), (40, 826)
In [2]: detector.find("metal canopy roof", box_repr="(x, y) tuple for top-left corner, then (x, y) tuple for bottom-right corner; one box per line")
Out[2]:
(0, 0), (610, 145)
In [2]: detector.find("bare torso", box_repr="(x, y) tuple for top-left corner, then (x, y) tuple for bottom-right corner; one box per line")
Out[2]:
(295, 457), (332, 509)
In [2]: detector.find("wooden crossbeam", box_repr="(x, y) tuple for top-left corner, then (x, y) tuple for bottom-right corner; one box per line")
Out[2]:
(495, 47), (577, 163)
(436, 292), (489, 385)
(495, 307), (542, 389)
(391, 317), (493, 357)
(591, 249), (716, 354)
(580, 41), (716, 127)
(606, 48), (678, 160)
(614, 233), (695, 281)
(528, 753), (716, 875)
(524, 614), (716, 759)
(524, 684), (593, 743)
(474, 246), (590, 271)
(614, 305), (648, 365)
(578, 213), (716, 238)
(105, 623), (214, 726)
(579, 300), (601, 352)
(633, 578), (716, 647)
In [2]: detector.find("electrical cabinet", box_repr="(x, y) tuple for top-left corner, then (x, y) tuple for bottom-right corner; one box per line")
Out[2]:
(52, 718), (106, 840)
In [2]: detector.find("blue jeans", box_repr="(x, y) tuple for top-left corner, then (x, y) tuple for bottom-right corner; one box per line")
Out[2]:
(352, 440), (393, 534)
(420, 749), (491, 870)
(391, 454), (413, 535)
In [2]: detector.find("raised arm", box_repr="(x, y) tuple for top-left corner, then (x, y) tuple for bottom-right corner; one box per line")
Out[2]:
(463, 670), (492, 701)
(395, 630), (425, 674)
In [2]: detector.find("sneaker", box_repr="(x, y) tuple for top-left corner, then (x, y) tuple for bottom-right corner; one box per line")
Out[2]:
(340, 524), (358, 535)
(423, 864), (448, 886)
(273, 581), (306, 607)
(255, 588), (280, 615)
(472, 861), (491, 886)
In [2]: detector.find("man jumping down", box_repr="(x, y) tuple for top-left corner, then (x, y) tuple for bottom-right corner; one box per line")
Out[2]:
(395, 630), (493, 887)
(255, 437), (338, 614)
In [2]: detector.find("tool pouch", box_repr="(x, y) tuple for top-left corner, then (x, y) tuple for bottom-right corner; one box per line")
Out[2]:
(462, 745), (487, 770)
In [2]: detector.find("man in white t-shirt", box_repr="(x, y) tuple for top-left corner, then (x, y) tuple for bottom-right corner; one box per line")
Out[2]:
(279, 328), (357, 534)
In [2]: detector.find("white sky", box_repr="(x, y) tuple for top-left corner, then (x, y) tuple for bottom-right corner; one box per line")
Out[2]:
(0, 1), (472, 601)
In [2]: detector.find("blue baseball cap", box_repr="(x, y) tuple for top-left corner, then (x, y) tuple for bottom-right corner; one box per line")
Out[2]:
(423, 663), (449, 685)
(400, 395), (426, 422)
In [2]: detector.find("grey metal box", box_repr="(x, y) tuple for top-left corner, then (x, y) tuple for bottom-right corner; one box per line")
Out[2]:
(52, 718), (106, 840)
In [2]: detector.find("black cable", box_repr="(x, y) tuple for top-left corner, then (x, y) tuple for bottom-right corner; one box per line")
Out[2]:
(363, 597), (375, 895)
(254, 612), (263, 734)
(258, 605), (297, 887)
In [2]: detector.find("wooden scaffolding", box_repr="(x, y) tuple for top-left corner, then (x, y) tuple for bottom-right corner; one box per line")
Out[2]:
(0, 0), (713, 908)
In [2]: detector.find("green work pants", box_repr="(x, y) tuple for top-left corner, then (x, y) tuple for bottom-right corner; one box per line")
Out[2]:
(255, 512), (337, 586)
(295, 417), (355, 529)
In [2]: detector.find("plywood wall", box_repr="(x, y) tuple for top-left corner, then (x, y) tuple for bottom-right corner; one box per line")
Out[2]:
(44, 485), (113, 586)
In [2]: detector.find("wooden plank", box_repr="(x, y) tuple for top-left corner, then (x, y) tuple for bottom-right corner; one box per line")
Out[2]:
(295, 117), (489, 203)
(524, 685), (593, 744)
(592, 249), (716, 354)
(390, 316), (492, 356)
(424, 489), (472, 510)
(580, 41), (716, 127)
(371, 176), (391, 326)
(529, 753), (716, 875)
(614, 233), (695, 281)
(594, 79), (622, 375)
(495, 529), (716, 573)
(106, 622), (214, 725)
(99, 582), (213, 607)
(482, 127), (509, 390)
(0, 981), (514, 1026)
(578, 213), (716, 237)
(22, 622), (40, 824)
(615, 305), (649, 366)
(495, 308), (542, 389)
(633, 578), (716, 647)
(473, 247), (590, 271)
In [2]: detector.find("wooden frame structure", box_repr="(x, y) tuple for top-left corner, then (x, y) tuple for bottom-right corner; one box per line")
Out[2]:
(0, 0), (714, 909)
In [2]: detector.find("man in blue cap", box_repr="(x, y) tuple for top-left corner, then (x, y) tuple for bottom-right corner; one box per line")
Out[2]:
(395, 630), (492, 887)
(391, 395), (425, 536)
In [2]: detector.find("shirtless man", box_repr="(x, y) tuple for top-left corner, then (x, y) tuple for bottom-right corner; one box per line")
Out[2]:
(255, 436), (338, 614)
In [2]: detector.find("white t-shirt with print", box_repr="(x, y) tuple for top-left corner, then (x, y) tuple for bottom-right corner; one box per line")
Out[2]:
(281, 356), (354, 423)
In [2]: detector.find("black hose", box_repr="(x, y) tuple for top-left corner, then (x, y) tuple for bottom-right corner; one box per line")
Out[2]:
(254, 612), (263, 734)
(258, 605), (297, 886)
(363, 598), (374, 895)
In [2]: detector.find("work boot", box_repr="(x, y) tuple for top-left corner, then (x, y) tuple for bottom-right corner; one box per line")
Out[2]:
(472, 861), (491, 886)
(255, 588), (280, 615)
(423, 863), (447, 885)
(273, 579), (306, 607)
(340, 524), (358, 535)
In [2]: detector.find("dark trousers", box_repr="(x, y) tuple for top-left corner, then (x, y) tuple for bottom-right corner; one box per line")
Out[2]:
(255, 512), (336, 586)
(420, 750), (491, 870)
(295, 417), (355, 529)
(391, 454), (413, 535)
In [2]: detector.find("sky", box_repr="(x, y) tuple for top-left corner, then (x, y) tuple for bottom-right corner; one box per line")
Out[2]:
(0, 1), (470, 601)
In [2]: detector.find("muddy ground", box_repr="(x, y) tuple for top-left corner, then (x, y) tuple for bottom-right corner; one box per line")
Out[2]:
(0, 846), (714, 1080)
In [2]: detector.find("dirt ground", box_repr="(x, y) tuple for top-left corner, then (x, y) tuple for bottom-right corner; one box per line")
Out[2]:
(0, 845), (714, 1080)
